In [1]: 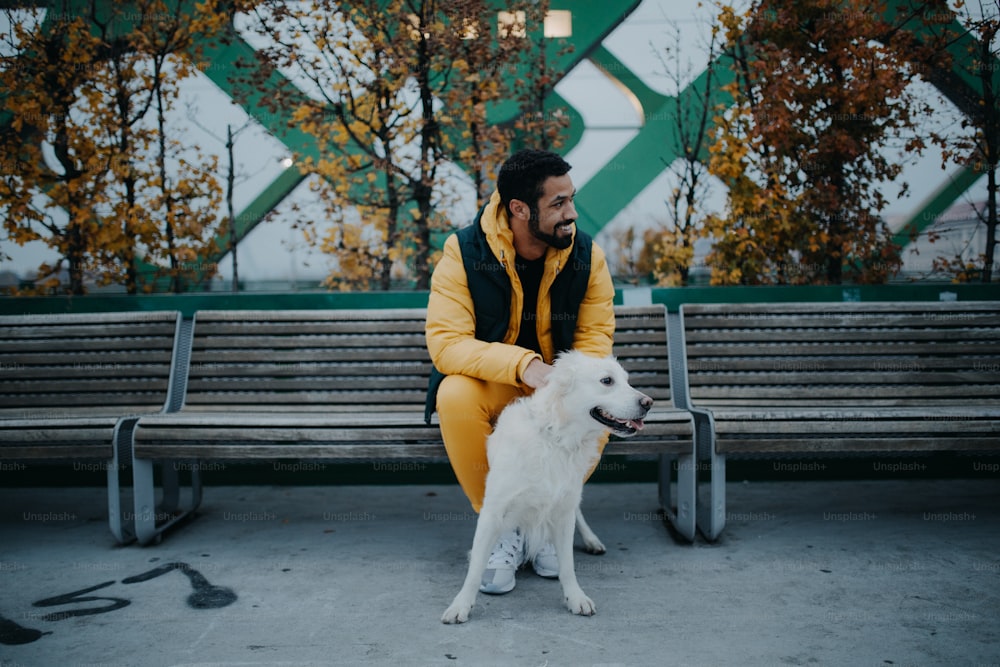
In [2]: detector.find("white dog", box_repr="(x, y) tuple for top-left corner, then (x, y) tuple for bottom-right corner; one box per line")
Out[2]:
(441, 350), (652, 624)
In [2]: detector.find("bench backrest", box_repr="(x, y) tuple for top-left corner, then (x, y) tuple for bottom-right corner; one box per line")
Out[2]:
(680, 301), (1000, 408)
(613, 305), (675, 407)
(0, 311), (182, 418)
(177, 305), (675, 412)
(181, 309), (430, 412)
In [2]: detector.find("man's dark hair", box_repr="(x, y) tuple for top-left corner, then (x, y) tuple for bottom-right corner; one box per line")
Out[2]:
(496, 149), (571, 217)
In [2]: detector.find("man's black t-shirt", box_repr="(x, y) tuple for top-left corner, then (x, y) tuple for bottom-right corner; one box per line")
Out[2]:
(514, 254), (545, 354)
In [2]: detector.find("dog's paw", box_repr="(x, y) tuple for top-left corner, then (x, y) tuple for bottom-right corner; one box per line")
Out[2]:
(582, 537), (606, 555)
(565, 591), (596, 616)
(441, 602), (473, 624)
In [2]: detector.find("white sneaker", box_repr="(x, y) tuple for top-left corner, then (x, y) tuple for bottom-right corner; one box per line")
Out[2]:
(531, 542), (559, 578)
(480, 528), (525, 594)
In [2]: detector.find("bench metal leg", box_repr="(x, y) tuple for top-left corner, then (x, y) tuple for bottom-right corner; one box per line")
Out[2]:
(692, 412), (726, 541)
(161, 462), (180, 512)
(132, 457), (203, 546)
(133, 456), (158, 545)
(698, 450), (726, 541)
(658, 453), (696, 541)
(675, 453), (696, 540)
(107, 419), (137, 544)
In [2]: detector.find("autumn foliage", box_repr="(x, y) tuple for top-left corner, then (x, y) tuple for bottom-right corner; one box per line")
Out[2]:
(4, 1), (988, 292)
(703, 0), (943, 286)
(1, 1), (229, 294)
(238, 0), (569, 291)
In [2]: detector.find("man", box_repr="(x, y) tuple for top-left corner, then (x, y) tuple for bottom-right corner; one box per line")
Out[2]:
(425, 148), (616, 594)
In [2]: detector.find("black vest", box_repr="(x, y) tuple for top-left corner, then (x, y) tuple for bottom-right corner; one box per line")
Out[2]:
(424, 207), (593, 422)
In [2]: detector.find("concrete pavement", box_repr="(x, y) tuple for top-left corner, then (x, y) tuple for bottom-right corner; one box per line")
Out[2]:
(2, 478), (999, 667)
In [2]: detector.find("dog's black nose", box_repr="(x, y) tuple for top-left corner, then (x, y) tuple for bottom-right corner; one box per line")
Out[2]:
(639, 394), (653, 410)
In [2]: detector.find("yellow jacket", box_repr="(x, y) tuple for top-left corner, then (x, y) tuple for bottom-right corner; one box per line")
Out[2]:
(426, 191), (616, 389)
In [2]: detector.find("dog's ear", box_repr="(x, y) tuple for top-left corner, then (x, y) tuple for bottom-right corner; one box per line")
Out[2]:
(545, 350), (583, 401)
(535, 364), (573, 430)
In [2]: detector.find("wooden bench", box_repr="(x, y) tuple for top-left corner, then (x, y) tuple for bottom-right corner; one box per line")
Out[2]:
(129, 305), (696, 545)
(0, 311), (185, 543)
(678, 301), (1000, 540)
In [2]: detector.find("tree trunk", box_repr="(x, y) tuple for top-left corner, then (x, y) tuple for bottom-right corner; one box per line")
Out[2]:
(985, 165), (997, 283)
(66, 219), (86, 296)
(415, 15), (436, 291)
(227, 124), (239, 292)
(156, 80), (181, 293)
(981, 28), (998, 283)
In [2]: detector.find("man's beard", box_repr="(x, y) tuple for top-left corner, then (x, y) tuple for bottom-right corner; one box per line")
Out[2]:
(528, 206), (574, 250)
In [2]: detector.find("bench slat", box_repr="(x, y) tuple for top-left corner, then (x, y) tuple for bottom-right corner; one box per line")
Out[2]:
(136, 405), (692, 428)
(188, 349), (429, 364)
(191, 333), (428, 349)
(685, 328), (1000, 344)
(705, 405), (1000, 419)
(682, 301), (1000, 315)
(0, 445), (113, 459)
(692, 384), (997, 401)
(134, 440), (691, 460)
(182, 392), (429, 406)
(181, 386), (675, 407)
(1, 323), (180, 339)
(683, 312), (1000, 328)
(4, 378), (171, 394)
(192, 308), (428, 321)
(134, 416), (693, 459)
(687, 371), (995, 386)
(610, 330), (670, 344)
(692, 399), (999, 409)
(687, 356), (997, 372)
(715, 417), (999, 435)
(193, 320), (425, 336)
(6, 361), (173, 377)
(4, 336), (180, 354)
(718, 437), (996, 454)
(0, 424), (124, 443)
(134, 442), (453, 459)
(682, 342), (1000, 357)
(187, 361), (433, 378)
(187, 379), (429, 393)
(139, 425), (445, 443)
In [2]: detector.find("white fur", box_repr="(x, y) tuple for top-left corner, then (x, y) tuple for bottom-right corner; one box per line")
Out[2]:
(441, 351), (652, 624)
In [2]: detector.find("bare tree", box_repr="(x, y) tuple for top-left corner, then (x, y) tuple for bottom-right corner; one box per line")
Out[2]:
(927, 0), (1000, 282)
(640, 13), (724, 286)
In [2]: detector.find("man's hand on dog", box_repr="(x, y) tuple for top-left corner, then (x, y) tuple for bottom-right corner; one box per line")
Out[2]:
(522, 358), (553, 388)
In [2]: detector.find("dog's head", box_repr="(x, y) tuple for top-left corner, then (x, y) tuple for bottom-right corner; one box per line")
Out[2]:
(544, 350), (653, 438)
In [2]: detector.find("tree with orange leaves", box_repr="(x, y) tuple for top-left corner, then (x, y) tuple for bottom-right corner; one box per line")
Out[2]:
(238, 0), (569, 291)
(0, 1), (227, 294)
(705, 0), (942, 285)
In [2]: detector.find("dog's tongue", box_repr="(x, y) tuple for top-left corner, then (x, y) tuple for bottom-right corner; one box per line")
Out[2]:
(629, 418), (645, 431)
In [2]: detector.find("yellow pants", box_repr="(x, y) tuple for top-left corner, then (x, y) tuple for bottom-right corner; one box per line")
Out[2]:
(437, 374), (607, 513)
